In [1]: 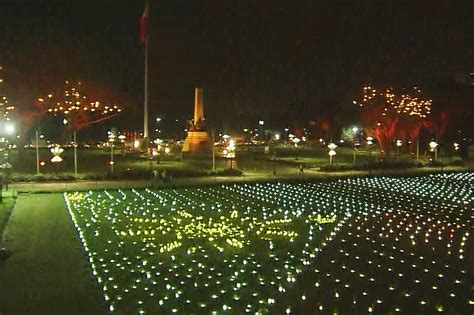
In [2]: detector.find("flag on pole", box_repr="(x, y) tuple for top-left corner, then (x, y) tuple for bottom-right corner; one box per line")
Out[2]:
(139, 2), (149, 44)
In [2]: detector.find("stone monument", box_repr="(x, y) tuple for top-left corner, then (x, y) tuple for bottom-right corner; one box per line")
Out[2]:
(182, 88), (212, 154)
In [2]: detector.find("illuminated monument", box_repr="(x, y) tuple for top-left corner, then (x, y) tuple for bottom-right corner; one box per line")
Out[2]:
(182, 88), (211, 154)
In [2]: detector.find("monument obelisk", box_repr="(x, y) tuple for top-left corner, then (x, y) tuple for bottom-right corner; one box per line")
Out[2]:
(182, 88), (211, 154)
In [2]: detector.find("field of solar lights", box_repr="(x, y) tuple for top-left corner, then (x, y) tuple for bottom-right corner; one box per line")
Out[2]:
(65, 172), (473, 314)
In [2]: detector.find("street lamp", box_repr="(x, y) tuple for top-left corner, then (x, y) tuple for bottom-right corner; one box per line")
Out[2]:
(108, 131), (116, 174)
(292, 137), (300, 160)
(292, 137), (300, 147)
(225, 139), (236, 170)
(118, 134), (126, 155)
(396, 139), (403, 161)
(366, 136), (374, 164)
(133, 139), (140, 151)
(429, 141), (438, 161)
(0, 122), (15, 197)
(50, 145), (64, 163)
(328, 142), (337, 165)
(4, 122), (14, 135)
(352, 126), (359, 164)
(154, 138), (163, 164)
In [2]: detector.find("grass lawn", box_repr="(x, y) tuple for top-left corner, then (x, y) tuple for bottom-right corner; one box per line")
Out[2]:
(6, 146), (465, 182)
(9, 148), (302, 180)
(0, 198), (16, 241)
(64, 172), (472, 313)
(0, 194), (105, 314)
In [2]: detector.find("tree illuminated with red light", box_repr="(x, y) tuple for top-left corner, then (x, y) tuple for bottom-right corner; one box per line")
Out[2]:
(0, 65), (15, 122)
(354, 86), (432, 153)
(37, 80), (122, 132)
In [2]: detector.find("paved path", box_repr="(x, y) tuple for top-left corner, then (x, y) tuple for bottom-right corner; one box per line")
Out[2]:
(0, 194), (105, 314)
(6, 166), (468, 193)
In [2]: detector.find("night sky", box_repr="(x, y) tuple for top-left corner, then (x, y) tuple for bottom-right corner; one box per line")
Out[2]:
(1, 0), (473, 135)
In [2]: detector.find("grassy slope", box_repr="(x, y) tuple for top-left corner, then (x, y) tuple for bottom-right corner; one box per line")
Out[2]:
(0, 194), (105, 314)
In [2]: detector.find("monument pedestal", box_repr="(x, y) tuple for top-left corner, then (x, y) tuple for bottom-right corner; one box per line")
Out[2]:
(182, 131), (211, 155)
(182, 88), (212, 155)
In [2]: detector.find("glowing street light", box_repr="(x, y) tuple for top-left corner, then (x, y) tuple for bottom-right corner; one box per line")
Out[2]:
(292, 137), (301, 160)
(366, 136), (374, 145)
(154, 138), (163, 164)
(50, 145), (64, 163)
(118, 134), (126, 156)
(429, 141), (438, 161)
(292, 137), (300, 147)
(352, 126), (359, 164)
(4, 122), (14, 135)
(328, 142), (337, 165)
(225, 139), (236, 170)
(133, 139), (140, 150)
(396, 139), (403, 161)
(366, 136), (374, 164)
(108, 131), (116, 173)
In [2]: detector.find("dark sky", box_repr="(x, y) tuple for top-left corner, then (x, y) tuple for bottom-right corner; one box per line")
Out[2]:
(1, 0), (473, 133)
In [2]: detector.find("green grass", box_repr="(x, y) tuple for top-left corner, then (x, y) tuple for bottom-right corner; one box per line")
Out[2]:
(0, 172), (471, 313)
(0, 194), (105, 314)
(6, 146), (465, 182)
(65, 187), (342, 314)
(9, 148), (302, 180)
(64, 172), (473, 313)
(0, 198), (16, 242)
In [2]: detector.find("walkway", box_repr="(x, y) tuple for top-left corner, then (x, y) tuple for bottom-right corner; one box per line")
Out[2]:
(7, 165), (467, 193)
(0, 194), (105, 314)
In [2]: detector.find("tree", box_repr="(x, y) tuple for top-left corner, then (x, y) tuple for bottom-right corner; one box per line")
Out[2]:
(354, 86), (432, 154)
(35, 80), (123, 142)
(0, 65), (15, 123)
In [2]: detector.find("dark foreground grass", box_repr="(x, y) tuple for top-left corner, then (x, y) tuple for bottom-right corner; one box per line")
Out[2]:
(0, 198), (15, 240)
(0, 194), (105, 314)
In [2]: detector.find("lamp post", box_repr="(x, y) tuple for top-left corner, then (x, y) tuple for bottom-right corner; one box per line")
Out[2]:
(453, 142), (459, 152)
(292, 137), (300, 160)
(366, 136), (374, 164)
(211, 130), (216, 172)
(0, 122), (15, 197)
(50, 145), (64, 174)
(328, 142), (337, 165)
(272, 152), (277, 176)
(108, 131), (116, 174)
(396, 139), (403, 161)
(35, 130), (40, 175)
(352, 126), (359, 164)
(429, 141), (438, 161)
(118, 134), (126, 156)
(154, 138), (163, 164)
(73, 131), (78, 175)
(225, 139), (236, 170)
